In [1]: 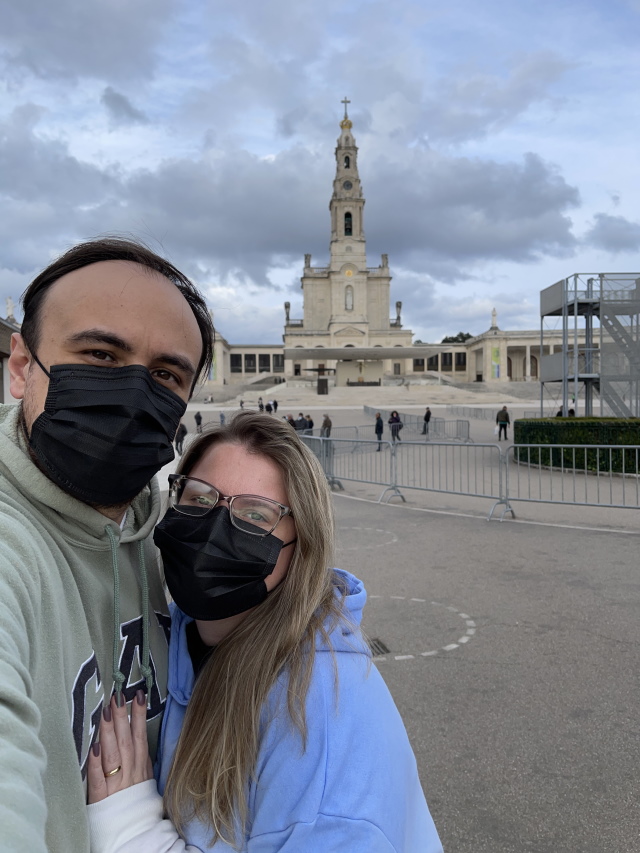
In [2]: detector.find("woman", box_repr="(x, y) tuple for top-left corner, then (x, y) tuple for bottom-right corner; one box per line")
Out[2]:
(87, 413), (442, 852)
(388, 410), (403, 442)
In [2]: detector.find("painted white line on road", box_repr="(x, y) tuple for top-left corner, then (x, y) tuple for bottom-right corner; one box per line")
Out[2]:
(334, 492), (640, 537)
(365, 596), (478, 663)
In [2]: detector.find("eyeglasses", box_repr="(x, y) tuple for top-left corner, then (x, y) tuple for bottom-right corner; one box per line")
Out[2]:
(168, 474), (293, 537)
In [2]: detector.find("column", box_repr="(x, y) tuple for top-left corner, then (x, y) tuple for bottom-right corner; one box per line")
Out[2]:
(525, 345), (531, 381)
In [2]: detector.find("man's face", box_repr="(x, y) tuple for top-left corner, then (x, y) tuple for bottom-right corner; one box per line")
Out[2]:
(10, 260), (203, 434)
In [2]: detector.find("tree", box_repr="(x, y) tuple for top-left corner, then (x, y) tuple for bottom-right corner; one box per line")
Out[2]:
(441, 332), (473, 343)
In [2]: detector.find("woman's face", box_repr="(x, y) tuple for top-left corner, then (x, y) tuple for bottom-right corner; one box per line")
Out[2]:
(188, 441), (297, 595)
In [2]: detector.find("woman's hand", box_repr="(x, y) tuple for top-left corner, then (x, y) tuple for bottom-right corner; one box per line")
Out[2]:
(87, 689), (153, 804)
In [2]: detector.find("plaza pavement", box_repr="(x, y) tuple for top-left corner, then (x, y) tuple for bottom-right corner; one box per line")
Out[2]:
(159, 394), (640, 851)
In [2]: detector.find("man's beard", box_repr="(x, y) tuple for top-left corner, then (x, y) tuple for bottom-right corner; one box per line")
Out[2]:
(17, 402), (132, 517)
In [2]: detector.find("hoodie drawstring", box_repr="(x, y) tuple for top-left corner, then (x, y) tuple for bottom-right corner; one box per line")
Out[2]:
(105, 526), (153, 706)
(137, 539), (154, 697)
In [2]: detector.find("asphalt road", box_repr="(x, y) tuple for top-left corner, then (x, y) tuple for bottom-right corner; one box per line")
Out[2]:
(334, 493), (640, 853)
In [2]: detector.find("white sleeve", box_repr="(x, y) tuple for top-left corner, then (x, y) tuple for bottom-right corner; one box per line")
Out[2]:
(88, 780), (203, 853)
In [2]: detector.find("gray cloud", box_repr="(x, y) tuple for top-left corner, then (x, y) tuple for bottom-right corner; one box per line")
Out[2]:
(0, 0), (177, 82)
(101, 88), (149, 127)
(584, 213), (640, 253)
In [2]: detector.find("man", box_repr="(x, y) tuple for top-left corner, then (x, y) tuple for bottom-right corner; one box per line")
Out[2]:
(422, 406), (431, 436)
(320, 413), (332, 437)
(375, 411), (384, 450)
(0, 237), (213, 851)
(194, 410), (203, 433)
(496, 405), (510, 440)
(295, 412), (308, 432)
(174, 421), (188, 455)
(305, 414), (314, 434)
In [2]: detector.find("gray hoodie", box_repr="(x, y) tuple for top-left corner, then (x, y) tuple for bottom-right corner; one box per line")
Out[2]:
(0, 404), (170, 852)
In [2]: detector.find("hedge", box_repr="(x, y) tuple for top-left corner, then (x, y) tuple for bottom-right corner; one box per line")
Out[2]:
(512, 418), (640, 474)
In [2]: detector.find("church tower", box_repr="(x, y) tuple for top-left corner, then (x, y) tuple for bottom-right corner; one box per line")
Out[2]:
(283, 99), (412, 383)
(329, 97), (367, 271)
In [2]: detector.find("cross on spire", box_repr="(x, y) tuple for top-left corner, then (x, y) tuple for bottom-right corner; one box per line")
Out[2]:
(341, 96), (351, 118)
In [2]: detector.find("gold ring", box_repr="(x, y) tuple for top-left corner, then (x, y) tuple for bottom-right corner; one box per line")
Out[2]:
(104, 765), (122, 778)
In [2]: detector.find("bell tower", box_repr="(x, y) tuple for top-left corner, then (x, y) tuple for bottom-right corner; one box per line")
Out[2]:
(329, 97), (366, 270)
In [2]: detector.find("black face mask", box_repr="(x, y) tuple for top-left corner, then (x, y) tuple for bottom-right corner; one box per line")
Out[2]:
(29, 358), (187, 506)
(154, 506), (295, 621)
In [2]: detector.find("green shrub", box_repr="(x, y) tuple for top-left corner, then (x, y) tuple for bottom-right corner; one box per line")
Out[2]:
(513, 418), (640, 474)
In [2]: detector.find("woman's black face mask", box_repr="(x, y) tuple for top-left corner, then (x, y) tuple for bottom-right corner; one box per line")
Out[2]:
(154, 506), (296, 621)
(28, 357), (186, 506)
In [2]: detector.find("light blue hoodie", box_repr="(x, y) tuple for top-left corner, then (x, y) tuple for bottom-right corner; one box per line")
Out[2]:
(157, 569), (444, 852)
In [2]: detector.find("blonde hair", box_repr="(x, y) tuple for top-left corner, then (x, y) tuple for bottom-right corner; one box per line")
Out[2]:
(163, 411), (346, 848)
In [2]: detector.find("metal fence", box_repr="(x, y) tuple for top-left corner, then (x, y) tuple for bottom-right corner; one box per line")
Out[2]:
(446, 405), (498, 421)
(302, 435), (640, 520)
(363, 406), (471, 442)
(507, 444), (640, 509)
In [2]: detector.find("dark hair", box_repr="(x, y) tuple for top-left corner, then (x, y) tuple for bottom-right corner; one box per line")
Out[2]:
(20, 236), (214, 389)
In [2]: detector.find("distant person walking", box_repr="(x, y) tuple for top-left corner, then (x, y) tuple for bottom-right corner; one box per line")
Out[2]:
(375, 412), (384, 450)
(272, 399), (278, 413)
(388, 411), (403, 442)
(194, 411), (203, 434)
(219, 411), (226, 425)
(422, 406), (431, 436)
(265, 402), (273, 414)
(174, 422), (187, 456)
(320, 414), (332, 437)
(258, 396), (264, 412)
(239, 399), (244, 409)
(496, 406), (510, 441)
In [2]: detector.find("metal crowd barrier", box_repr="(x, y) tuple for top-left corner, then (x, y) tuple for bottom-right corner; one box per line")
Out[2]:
(507, 444), (640, 510)
(446, 405), (497, 420)
(301, 434), (640, 520)
(363, 406), (471, 442)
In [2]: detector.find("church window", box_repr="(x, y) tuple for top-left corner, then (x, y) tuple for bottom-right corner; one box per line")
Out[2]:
(344, 155), (350, 168)
(345, 285), (354, 311)
(344, 212), (352, 236)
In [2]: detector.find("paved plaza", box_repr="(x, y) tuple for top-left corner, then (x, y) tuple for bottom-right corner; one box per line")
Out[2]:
(163, 399), (640, 851)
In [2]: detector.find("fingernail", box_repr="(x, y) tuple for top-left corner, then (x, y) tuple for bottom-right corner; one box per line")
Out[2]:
(92, 742), (100, 757)
(103, 705), (112, 723)
(136, 689), (146, 706)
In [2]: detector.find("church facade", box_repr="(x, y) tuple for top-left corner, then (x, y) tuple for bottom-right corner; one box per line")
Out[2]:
(206, 105), (575, 390)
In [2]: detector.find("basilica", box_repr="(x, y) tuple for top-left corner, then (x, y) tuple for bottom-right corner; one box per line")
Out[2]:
(198, 104), (570, 391)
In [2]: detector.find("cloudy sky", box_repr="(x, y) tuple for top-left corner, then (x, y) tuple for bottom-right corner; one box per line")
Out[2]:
(1, 0), (638, 344)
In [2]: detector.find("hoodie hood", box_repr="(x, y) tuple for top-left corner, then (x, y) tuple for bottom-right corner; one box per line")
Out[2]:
(167, 568), (369, 706)
(0, 403), (161, 546)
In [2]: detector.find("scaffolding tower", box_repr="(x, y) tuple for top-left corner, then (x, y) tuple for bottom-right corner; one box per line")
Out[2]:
(540, 273), (640, 417)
